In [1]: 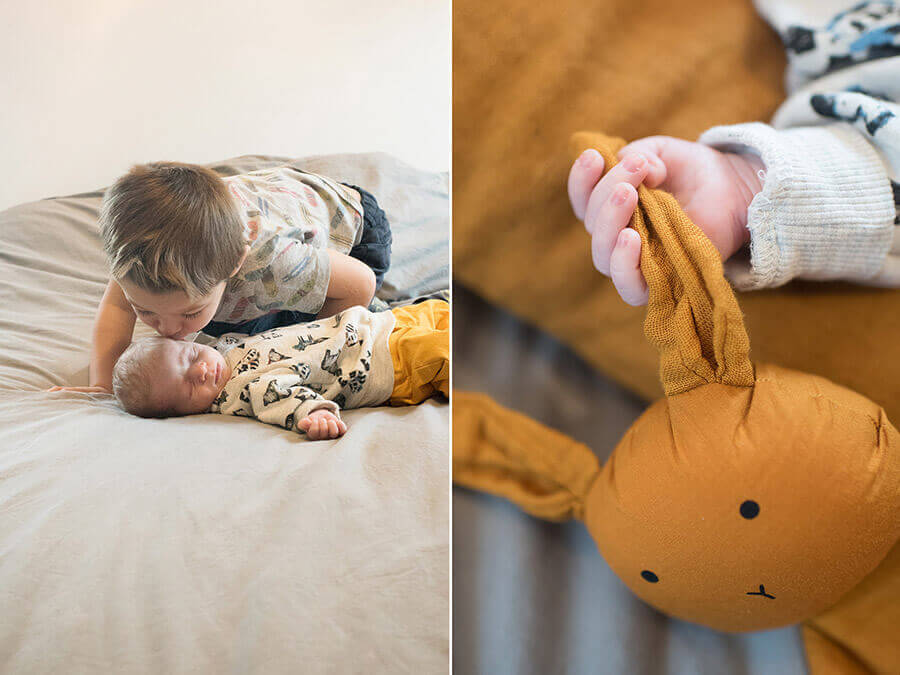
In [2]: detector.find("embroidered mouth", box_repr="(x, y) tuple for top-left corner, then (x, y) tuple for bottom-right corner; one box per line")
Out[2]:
(746, 584), (775, 600)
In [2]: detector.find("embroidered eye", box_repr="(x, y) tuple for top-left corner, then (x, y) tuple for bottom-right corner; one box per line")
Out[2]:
(641, 570), (659, 583)
(740, 500), (760, 519)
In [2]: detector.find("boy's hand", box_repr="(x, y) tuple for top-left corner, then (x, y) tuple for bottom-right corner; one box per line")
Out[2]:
(567, 136), (765, 305)
(298, 409), (347, 440)
(46, 385), (111, 394)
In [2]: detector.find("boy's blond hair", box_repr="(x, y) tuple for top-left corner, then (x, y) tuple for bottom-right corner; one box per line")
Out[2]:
(113, 338), (174, 418)
(100, 161), (246, 298)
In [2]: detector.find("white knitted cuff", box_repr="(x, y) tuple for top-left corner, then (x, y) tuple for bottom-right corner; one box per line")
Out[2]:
(698, 122), (896, 290)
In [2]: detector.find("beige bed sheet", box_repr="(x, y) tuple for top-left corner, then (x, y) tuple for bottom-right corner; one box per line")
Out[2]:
(0, 153), (449, 673)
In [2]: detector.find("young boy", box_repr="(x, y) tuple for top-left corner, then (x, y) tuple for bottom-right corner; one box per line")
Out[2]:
(111, 300), (448, 440)
(52, 161), (391, 394)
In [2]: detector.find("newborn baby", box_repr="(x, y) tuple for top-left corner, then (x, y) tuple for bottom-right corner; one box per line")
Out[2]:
(112, 300), (448, 439)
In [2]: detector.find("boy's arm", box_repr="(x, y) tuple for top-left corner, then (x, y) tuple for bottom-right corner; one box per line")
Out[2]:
(47, 280), (136, 393)
(253, 238), (375, 318)
(317, 249), (377, 319)
(90, 280), (137, 392)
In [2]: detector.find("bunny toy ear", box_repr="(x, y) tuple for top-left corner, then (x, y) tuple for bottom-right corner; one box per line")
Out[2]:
(453, 391), (601, 522)
(570, 132), (755, 395)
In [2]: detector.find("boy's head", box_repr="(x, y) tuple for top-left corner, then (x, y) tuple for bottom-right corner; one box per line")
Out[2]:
(100, 161), (249, 338)
(113, 337), (231, 418)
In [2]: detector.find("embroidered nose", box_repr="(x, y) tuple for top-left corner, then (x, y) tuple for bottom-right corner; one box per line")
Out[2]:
(746, 584), (775, 600)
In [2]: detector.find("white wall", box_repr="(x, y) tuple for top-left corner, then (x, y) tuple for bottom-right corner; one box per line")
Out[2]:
(0, 0), (449, 211)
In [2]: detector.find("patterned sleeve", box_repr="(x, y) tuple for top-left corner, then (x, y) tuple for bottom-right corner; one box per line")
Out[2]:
(696, 0), (900, 289)
(212, 369), (341, 433)
(226, 232), (333, 319)
(243, 373), (341, 434)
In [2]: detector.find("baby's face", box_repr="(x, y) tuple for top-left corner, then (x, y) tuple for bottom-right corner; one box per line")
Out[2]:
(150, 339), (232, 415)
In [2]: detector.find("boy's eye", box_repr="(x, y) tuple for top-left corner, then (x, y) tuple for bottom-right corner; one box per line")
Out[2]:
(136, 309), (154, 317)
(183, 311), (202, 319)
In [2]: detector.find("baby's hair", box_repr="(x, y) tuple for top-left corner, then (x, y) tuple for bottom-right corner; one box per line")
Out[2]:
(113, 338), (176, 418)
(100, 161), (246, 299)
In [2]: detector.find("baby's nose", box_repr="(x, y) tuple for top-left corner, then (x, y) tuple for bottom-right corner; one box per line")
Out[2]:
(189, 361), (208, 382)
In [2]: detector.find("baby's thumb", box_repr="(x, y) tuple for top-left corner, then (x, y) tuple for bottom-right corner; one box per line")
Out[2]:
(617, 139), (667, 188)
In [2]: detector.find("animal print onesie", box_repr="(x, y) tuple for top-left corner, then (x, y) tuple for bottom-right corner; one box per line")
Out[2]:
(208, 306), (395, 431)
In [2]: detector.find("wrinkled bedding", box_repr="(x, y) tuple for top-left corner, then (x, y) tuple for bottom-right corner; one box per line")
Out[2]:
(0, 153), (449, 673)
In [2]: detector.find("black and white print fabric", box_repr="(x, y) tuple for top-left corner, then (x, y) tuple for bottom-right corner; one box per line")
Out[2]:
(208, 306), (396, 434)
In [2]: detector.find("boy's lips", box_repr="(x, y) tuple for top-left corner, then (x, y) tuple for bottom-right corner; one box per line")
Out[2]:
(214, 363), (221, 384)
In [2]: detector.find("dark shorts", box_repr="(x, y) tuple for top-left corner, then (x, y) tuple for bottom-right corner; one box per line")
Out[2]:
(343, 183), (392, 290)
(202, 184), (392, 338)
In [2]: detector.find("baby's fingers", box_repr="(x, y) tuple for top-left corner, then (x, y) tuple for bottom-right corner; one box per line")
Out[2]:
(568, 149), (605, 221)
(299, 416), (323, 439)
(589, 182), (638, 276)
(310, 418), (326, 440)
(609, 228), (648, 306)
(616, 139), (668, 188)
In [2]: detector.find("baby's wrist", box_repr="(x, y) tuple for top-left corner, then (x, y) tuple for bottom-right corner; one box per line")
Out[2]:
(723, 151), (765, 247)
(308, 407), (339, 419)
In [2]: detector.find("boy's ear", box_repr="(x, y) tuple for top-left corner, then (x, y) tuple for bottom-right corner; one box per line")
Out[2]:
(230, 245), (251, 278)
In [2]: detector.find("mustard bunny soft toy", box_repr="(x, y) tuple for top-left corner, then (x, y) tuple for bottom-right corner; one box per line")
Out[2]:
(454, 134), (900, 674)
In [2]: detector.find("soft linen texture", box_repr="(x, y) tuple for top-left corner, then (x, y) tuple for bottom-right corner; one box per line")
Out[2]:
(0, 152), (449, 673)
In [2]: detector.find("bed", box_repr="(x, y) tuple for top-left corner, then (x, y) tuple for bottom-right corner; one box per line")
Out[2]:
(0, 153), (449, 673)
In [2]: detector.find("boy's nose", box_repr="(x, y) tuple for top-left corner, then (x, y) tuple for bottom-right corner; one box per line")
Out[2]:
(157, 320), (182, 337)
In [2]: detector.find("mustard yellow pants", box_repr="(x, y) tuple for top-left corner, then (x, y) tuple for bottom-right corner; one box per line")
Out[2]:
(388, 299), (449, 406)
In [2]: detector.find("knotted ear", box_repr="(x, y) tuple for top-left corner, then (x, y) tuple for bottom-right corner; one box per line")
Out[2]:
(570, 132), (754, 395)
(453, 391), (601, 522)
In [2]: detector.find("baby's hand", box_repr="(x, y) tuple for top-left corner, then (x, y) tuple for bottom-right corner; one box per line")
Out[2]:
(46, 385), (111, 394)
(567, 136), (765, 305)
(298, 409), (347, 440)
